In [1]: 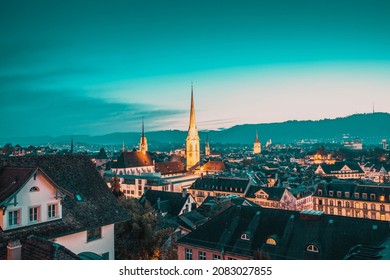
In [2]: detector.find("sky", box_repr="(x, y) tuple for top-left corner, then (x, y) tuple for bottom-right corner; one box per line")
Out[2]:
(1, 0), (390, 137)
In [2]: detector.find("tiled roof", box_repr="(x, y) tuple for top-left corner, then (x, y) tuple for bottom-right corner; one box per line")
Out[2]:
(0, 155), (131, 243)
(155, 162), (185, 175)
(199, 161), (226, 172)
(318, 161), (364, 174)
(0, 167), (36, 203)
(178, 205), (390, 260)
(95, 148), (108, 159)
(139, 189), (189, 217)
(189, 176), (250, 193)
(255, 187), (286, 201)
(112, 151), (153, 168)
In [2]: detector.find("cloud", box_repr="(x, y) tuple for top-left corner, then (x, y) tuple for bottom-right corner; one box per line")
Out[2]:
(0, 88), (184, 137)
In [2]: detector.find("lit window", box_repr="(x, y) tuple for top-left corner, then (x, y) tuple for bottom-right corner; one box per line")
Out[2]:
(213, 254), (221, 260)
(355, 203), (360, 209)
(48, 204), (58, 219)
(379, 195), (385, 202)
(346, 202), (350, 208)
(29, 206), (40, 223)
(380, 205), (385, 212)
(87, 227), (102, 242)
(363, 203), (367, 210)
(185, 248), (192, 260)
(241, 233), (250, 240)
(29, 186), (40, 192)
(198, 251), (206, 260)
(307, 244), (320, 253)
(371, 204), (376, 211)
(266, 238), (277, 245)
(345, 192), (350, 198)
(8, 209), (21, 226)
(329, 200), (334, 206)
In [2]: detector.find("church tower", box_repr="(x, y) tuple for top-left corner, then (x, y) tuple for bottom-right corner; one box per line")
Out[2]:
(253, 130), (261, 154)
(186, 84), (200, 170)
(139, 117), (148, 154)
(205, 133), (210, 156)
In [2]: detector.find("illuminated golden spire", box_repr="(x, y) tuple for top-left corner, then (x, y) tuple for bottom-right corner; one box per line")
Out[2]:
(255, 130), (260, 143)
(139, 117), (148, 153)
(189, 83), (197, 130)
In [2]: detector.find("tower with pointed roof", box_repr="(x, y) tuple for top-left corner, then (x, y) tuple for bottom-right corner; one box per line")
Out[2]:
(186, 84), (200, 170)
(139, 117), (148, 154)
(205, 133), (210, 156)
(253, 130), (261, 154)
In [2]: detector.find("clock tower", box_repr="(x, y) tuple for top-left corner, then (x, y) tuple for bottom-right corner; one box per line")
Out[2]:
(186, 84), (200, 170)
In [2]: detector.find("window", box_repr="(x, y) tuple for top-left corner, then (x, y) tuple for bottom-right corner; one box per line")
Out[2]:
(329, 200), (334, 206)
(370, 194), (376, 200)
(355, 203), (360, 209)
(318, 199), (323, 206)
(337, 201), (342, 207)
(213, 254), (221, 260)
(362, 193), (367, 199)
(48, 204), (58, 219)
(306, 244), (320, 253)
(87, 227), (102, 242)
(329, 191), (334, 197)
(75, 194), (83, 201)
(338, 209), (342, 216)
(329, 208), (334, 215)
(185, 248), (192, 260)
(345, 192), (350, 198)
(266, 238), (277, 245)
(241, 233), (250, 240)
(354, 193), (359, 199)
(29, 206), (40, 223)
(345, 202), (350, 208)
(318, 190), (323, 196)
(380, 205), (385, 212)
(380, 195), (385, 202)
(371, 212), (377, 219)
(337, 191), (341, 197)
(371, 204), (376, 211)
(363, 203), (368, 210)
(29, 186), (40, 192)
(198, 251), (206, 260)
(8, 210), (21, 226)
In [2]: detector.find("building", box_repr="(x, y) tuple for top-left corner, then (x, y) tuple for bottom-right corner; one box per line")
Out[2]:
(188, 176), (254, 204)
(253, 130), (261, 154)
(0, 155), (131, 260)
(315, 161), (365, 180)
(344, 137), (363, 150)
(204, 134), (210, 156)
(139, 117), (148, 154)
(111, 149), (154, 175)
(186, 85), (200, 170)
(313, 180), (390, 221)
(195, 161), (226, 176)
(139, 189), (196, 218)
(177, 205), (390, 260)
(91, 147), (109, 167)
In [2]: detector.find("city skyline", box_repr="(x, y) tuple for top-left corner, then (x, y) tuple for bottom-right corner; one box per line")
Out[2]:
(1, 0), (390, 137)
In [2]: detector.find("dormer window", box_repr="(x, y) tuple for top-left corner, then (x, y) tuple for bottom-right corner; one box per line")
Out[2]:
(318, 190), (323, 196)
(29, 186), (40, 192)
(329, 191), (334, 197)
(241, 233), (250, 240)
(345, 192), (350, 198)
(337, 191), (341, 197)
(307, 244), (320, 253)
(362, 193), (367, 199)
(370, 194), (376, 200)
(266, 237), (277, 245)
(354, 193), (359, 199)
(75, 194), (83, 201)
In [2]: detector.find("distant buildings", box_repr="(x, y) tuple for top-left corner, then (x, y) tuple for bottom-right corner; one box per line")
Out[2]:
(315, 162), (365, 180)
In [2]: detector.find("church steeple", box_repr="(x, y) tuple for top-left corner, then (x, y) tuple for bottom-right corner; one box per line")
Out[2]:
(70, 136), (74, 154)
(139, 117), (148, 154)
(253, 130), (261, 154)
(186, 84), (200, 170)
(205, 133), (210, 156)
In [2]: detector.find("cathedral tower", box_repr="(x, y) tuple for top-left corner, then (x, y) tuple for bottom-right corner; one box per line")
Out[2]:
(139, 117), (148, 154)
(186, 85), (200, 170)
(205, 133), (210, 156)
(253, 130), (261, 154)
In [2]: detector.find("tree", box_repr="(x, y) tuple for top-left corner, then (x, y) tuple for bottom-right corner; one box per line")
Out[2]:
(115, 197), (174, 260)
(110, 173), (124, 198)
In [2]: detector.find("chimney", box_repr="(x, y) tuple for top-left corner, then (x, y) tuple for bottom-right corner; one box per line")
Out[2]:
(7, 240), (22, 260)
(182, 188), (188, 198)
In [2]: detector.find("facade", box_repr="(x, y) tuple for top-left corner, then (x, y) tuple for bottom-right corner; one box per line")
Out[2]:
(178, 205), (390, 260)
(315, 161), (365, 180)
(0, 155), (131, 260)
(253, 131), (261, 154)
(186, 85), (200, 170)
(313, 180), (390, 221)
(195, 161), (226, 176)
(205, 135), (210, 156)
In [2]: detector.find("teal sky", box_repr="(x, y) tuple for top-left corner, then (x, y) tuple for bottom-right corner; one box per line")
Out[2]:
(1, 0), (390, 137)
